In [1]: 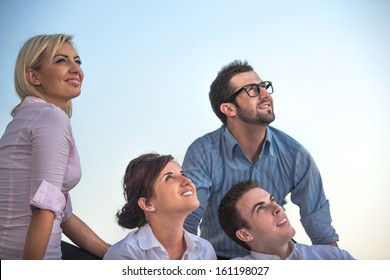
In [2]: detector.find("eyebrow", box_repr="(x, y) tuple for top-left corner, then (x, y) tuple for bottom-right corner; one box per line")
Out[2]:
(161, 171), (173, 179)
(251, 201), (265, 215)
(161, 170), (185, 179)
(251, 194), (275, 215)
(54, 54), (81, 60)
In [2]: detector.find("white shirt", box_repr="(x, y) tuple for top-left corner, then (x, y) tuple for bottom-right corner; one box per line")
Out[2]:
(233, 241), (355, 260)
(103, 223), (217, 260)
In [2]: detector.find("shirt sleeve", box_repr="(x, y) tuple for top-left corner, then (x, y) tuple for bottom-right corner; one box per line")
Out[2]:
(30, 180), (66, 218)
(62, 193), (73, 222)
(290, 146), (339, 244)
(182, 141), (213, 235)
(29, 107), (73, 216)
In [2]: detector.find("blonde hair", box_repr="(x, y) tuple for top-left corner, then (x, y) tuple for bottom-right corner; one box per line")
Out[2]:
(12, 34), (76, 117)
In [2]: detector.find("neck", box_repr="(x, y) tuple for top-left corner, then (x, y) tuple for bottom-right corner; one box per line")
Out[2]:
(227, 121), (268, 163)
(148, 216), (187, 260)
(253, 240), (293, 260)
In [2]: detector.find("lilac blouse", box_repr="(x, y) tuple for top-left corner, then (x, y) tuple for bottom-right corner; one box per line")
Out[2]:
(0, 97), (81, 259)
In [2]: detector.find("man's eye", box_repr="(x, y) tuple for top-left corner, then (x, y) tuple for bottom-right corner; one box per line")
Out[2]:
(247, 85), (256, 92)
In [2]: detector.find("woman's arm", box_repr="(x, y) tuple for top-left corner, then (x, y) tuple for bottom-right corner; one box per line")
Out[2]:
(23, 208), (55, 259)
(61, 213), (109, 258)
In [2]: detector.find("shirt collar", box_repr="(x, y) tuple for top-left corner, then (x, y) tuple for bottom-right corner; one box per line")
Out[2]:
(182, 231), (204, 258)
(23, 96), (47, 104)
(222, 125), (237, 160)
(137, 223), (204, 258)
(223, 125), (274, 160)
(137, 224), (164, 251)
(249, 241), (302, 260)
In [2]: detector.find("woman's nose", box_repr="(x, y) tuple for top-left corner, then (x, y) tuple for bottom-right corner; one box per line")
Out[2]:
(69, 61), (82, 73)
(181, 176), (192, 186)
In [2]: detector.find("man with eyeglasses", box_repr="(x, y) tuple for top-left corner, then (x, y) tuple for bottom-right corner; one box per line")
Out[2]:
(182, 60), (339, 260)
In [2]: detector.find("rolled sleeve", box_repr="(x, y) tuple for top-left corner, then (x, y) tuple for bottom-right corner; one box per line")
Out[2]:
(300, 200), (339, 244)
(62, 193), (73, 222)
(30, 180), (66, 218)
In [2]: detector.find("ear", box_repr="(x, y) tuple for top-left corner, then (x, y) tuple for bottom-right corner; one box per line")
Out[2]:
(26, 68), (41, 86)
(220, 102), (237, 118)
(137, 197), (156, 213)
(236, 228), (254, 243)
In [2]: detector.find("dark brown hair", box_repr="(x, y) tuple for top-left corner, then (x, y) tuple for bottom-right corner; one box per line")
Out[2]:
(116, 153), (174, 229)
(218, 180), (259, 250)
(209, 60), (253, 124)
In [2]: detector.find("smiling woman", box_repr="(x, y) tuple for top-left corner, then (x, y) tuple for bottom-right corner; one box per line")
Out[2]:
(103, 153), (217, 260)
(0, 34), (109, 260)
(25, 41), (84, 109)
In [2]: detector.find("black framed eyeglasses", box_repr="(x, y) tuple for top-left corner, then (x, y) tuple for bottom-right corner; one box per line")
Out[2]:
(224, 81), (273, 103)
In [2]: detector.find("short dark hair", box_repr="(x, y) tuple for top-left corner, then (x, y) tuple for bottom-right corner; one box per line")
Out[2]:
(209, 60), (253, 124)
(218, 180), (259, 250)
(116, 153), (174, 229)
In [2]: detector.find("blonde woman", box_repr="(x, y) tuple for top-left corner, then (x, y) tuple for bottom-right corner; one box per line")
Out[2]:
(0, 34), (109, 259)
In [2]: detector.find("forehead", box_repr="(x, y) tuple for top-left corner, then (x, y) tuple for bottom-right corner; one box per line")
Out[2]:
(55, 42), (78, 55)
(159, 160), (181, 174)
(236, 188), (269, 212)
(229, 71), (261, 90)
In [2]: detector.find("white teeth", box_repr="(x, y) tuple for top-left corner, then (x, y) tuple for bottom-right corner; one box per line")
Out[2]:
(276, 218), (287, 227)
(181, 191), (193, 197)
(66, 79), (80, 86)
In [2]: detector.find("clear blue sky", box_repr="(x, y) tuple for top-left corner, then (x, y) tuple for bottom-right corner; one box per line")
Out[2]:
(1, 0), (389, 260)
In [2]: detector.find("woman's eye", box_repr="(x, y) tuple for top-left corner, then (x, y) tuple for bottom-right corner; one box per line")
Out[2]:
(55, 58), (66, 63)
(75, 59), (82, 65)
(165, 175), (173, 181)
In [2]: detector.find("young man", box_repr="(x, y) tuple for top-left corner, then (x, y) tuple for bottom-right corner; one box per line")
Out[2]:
(182, 60), (339, 259)
(218, 180), (354, 260)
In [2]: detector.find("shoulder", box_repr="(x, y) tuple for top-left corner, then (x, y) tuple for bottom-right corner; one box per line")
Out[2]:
(184, 126), (224, 161)
(268, 126), (312, 157)
(186, 126), (223, 151)
(103, 230), (141, 260)
(16, 99), (71, 131)
(296, 243), (355, 260)
(268, 126), (302, 147)
(36, 104), (70, 125)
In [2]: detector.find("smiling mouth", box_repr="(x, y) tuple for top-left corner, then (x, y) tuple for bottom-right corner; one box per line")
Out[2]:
(259, 102), (271, 109)
(276, 218), (288, 227)
(65, 78), (81, 87)
(181, 191), (194, 197)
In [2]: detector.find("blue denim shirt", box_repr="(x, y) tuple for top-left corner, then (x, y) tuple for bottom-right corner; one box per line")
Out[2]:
(183, 125), (338, 259)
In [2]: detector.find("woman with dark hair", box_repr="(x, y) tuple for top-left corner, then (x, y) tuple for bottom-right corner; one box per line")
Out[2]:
(103, 153), (216, 260)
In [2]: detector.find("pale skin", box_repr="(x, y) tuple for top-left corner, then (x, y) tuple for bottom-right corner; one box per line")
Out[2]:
(221, 71), (338, 247)
(235, 188), (296, 259)
(26, 42), (84, 109)
(61, 214), (109, 258)
(138, 161), (199, 260)
(22, 42), (109, 259)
